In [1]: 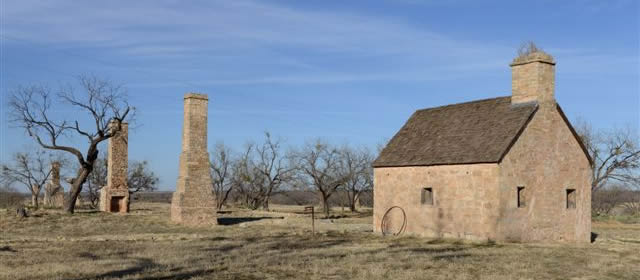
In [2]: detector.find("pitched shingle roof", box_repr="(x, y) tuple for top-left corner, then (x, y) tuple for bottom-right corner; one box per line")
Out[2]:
(373, 96), (538, 167)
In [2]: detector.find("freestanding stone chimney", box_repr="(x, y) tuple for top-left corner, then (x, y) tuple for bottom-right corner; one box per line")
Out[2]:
(171, 93), (218, 226)
(100, 121), (130, 213)
(44, 161), (64, 207)
(510, 51), (555, 105)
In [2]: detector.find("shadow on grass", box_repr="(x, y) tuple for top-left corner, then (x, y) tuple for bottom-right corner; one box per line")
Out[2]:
(71, 257), (215, 280)
(0, 246), (17, 253)
(200, 244), (244, 253)
(591, 232), (599, 243)
(77, 252), (100, 260)
(138, 269), (216, 280)
(406, 247), (466, 254)
(432, 253), (473, 261)
(73, 210), (101, 215)
(132, 208), (155, 212)
(71, 257), (155, 280)
(305, 240), (486, 262)
(217, 216), (284, 226)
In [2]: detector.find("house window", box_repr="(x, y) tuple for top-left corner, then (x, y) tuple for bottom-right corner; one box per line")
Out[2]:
(566, 189), (576, 209)
(517, 186), (526, 208)
(421, 187), (433, 205)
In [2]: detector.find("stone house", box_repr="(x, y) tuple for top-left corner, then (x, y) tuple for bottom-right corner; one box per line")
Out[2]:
(373, 51), (592, 243)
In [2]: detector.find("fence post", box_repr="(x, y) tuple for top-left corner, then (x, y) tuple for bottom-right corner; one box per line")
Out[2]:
(305, 206), (315, 236)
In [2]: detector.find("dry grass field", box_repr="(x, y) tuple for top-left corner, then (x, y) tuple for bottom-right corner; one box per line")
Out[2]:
(1, 202), (639, 280)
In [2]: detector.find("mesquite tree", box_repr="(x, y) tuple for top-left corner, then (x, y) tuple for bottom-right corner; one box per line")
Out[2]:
(8, 76), (133, 213)
(232, 132), (293, 210)
(575, 119), (640, 192)
(211, 143), (234, 209)
(292, 139), (351, 217)
(0, 149), (55, 209)
(343, 146), (374, 212)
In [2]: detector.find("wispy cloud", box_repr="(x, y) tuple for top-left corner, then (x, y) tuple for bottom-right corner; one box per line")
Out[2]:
(2, 0), (635, 86)
(2, 1), (510, 65)
(4, 1), (465, 54)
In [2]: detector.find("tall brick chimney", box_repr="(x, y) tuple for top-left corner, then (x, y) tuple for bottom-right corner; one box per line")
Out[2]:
(510, 50), (555, 105)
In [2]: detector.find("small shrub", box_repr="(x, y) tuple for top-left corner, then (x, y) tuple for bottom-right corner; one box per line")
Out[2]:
(0, 186), (26, 209)
(513, 41), (553, 63)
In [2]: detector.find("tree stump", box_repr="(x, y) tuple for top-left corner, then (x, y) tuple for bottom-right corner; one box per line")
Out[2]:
(16, 207), (28, 218)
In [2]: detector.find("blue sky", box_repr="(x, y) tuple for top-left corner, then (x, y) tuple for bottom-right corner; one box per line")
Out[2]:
(1, 0), (638, 190)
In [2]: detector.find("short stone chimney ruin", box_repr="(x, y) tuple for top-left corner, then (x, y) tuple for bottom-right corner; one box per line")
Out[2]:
(44, 161), (64, 207)
(510, 45), (555, 105)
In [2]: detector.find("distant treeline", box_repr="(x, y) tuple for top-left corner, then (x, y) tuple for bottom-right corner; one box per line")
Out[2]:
(130, 189), (373, 208)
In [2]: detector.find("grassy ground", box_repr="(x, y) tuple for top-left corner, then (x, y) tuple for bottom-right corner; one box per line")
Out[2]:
(1, 203), (639, 280)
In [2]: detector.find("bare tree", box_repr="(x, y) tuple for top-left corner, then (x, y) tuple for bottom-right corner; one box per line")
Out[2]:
(84, 154), (158, 209)
(126, 160), (159, 208)
(0, 185), (24, 209)
(575, 119), (640, 192)
(292, 139), (351, 217)
(232, 132), (293, 210)
(127, 161), (159, 194)
(0, 149), (57, 209)
(211, 143), (234, 210)
(8, 76), (133, 213)
(231, 146), (258, 208)
(592, 185), (628, 216)
(85, 152), (108, 208)
(343, 146), (374, 212)
(623, 190), (640, 215)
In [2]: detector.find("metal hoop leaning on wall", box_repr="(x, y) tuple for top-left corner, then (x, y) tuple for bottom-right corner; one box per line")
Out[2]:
(381, 206), (407, 236)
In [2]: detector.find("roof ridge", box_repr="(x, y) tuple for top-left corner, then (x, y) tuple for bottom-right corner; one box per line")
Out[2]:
(415, 95), (511, 113)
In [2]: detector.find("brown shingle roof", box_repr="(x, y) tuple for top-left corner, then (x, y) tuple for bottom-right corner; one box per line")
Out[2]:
(373, 96), (538, 167)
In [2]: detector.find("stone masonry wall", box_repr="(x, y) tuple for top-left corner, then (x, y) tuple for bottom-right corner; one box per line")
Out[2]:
(170, 93), (218, 226)
(372, 52), (590, 243)
(373, 164), (500, 241)
(497, 104), (592, 243)
(44, 162), (64, 207)
(511, 53), (555, 104)
(99, 122), (130, 213)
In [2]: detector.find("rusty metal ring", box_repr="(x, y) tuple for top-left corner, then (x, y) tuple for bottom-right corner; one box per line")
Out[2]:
(381, 206), (407, 236)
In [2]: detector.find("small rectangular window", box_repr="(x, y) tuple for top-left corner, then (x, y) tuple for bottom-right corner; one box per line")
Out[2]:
(566, 189), (576, 209)
(517, 186), (526, 208)
(421, 187), (433, 205)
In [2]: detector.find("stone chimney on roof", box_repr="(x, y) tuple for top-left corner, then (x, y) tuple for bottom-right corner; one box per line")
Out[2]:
(510, 48), (555, 105)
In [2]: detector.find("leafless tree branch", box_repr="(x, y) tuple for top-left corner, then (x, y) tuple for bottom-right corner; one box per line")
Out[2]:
(8, 75), (135, 213)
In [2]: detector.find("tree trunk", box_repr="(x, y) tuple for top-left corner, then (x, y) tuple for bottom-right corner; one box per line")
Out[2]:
(350, 192), (360, 213)
(217, 187), (233, 210)
(262, 188), (273, 211)
(127, 191), (132, 210)
(248, 197), (260, 210)
(322, 195), (330, 218)
(31, 194), (38, 209)
(30, 184), (41, 209)
(65, 167), (91, 214)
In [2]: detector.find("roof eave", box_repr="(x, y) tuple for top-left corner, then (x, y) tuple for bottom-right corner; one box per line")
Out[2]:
(372, 161), (501, 168)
